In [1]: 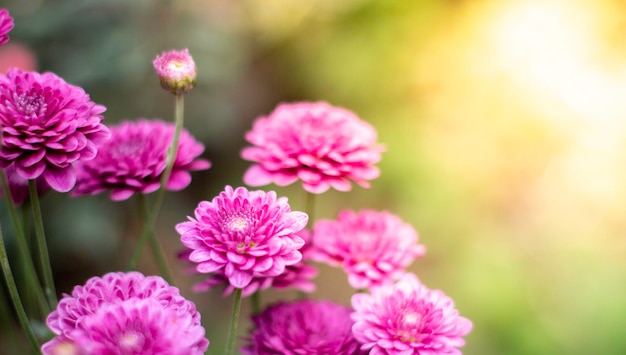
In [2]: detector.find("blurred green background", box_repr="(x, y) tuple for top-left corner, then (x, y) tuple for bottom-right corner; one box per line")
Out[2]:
(2, 0), (626, 353)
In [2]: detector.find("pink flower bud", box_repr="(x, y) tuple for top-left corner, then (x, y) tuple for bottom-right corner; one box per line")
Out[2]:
(152, 49), (197, 95)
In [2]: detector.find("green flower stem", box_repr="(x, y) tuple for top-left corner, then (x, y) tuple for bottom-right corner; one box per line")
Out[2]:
(28, 180), (57, 308)
(0, 172), (49, 317)
(225, 288), (243, 355)
(305, 191), (316, 229)
(0, 223), (41, 353)
(250, 290), (261, 315)
(139, 194), (173, 283)
(127, 94), (185, 284)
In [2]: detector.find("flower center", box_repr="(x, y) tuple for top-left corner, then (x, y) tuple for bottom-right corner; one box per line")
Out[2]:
(403, 312), (421, 326)
(227, 216), (249, 232)
(15, 92), (47, 122)
(113, 139), (145, 156)
(393, 308), (425, 343)
(166, 60), (193, 79)
(118, 330), (145, 351)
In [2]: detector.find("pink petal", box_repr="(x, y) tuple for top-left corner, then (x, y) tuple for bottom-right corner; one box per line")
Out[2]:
(166, 170), (192, 190)
(43, 166), (76, 192)
(242, 165), (274, 186)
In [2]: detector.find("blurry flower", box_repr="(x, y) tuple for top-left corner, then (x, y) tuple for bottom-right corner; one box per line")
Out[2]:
(0, 43), (38, 73)
(187, 229), (317, 296)
(43, 272), (209, 354)
(0, 163), (49, 205)
(0, 9), (14, 46)
(72, 119), (210, 201)
(351, 273), (472, 355)
(65, 299), (206, 355)
(241, 299), (365, 355)
(153, 49), (197, 95)
(241, 101), (384, 194)
(176, 185), (308, 289)
(0, 68), (109, 192)
(312, 210), (425, 289)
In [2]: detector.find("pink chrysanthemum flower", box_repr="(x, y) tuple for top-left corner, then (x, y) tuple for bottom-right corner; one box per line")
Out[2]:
(153, 49), (197, 95)
(0, 163), (49, 205)
(72, 119), (210, 201)
(241, 102), (384, 194)
(43, 272), (209, 354)
(176, 185), (308, 289)
(0, 9), (14, 46)
(312, 209), (425, 289)
(351, 273), (473, 355)
(187, 229), (317, 296)
(64, 299), (206, 355)
(241, 299), (366, 355)
(0, 68), (109, 192)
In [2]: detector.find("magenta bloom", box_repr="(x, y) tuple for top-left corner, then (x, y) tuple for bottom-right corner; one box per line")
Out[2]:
(153, 49), (197, 95)
(0, 68), (109, 192)
(65, 299), (205, 355)
(189, 229), (317, 297)
(351, 273), (472, 355)
(242, 102), (384, 194)
(72, 119), (210, 201)
(0, 163), (49, 205)
(242, 299), (365, 355)
(176, 185), (308, 289)
(312, 210), (425, 289)
(43, 272), (209, 354)
(0, 9), (14, 46)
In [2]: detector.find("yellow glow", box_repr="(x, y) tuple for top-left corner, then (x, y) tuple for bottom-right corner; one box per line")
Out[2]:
(488, 0), (626, 128)
(416, 0), (626, 240)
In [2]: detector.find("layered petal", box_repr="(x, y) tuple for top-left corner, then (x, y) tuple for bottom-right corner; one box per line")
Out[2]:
(72, 119), (210, 200)
(350, 273), (472, 355)
(176, 185), (308, 290)
(241, 102), (384, 194)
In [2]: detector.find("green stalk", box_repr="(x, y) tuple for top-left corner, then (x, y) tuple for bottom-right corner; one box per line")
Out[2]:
(127, 94), (185, 284)
(305, 191), (315, 229)
(250, 291), (261, 315)
(224, 288), (243, 355)
(0, 172), (49, 317)
(139, 195), (173, 283)
(0, 223), (41, 353)
(28, 180), (56, 308)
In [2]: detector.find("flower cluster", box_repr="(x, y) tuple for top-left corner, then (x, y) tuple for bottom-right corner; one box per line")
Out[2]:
(176, 185), (308, 289)
(72, 119), (210, 201)
(241, 101), (385, 194)
(0, 26), (473, 353)
(43, 272), (209, 354)
(312, 209), (426, 289)
(0, 68), (109, 192)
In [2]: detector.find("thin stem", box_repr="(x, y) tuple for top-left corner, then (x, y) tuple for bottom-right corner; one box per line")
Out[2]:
(0, 223), (41, 353)
(224, 288), (243, 355)
(0, 172), (49, 317)
(305, 191), (316, 228)
(127, 94), (185, 284)
(250, 291), (261, 315)
(28, 180), (56, 308)
(139, 195), (173, 283)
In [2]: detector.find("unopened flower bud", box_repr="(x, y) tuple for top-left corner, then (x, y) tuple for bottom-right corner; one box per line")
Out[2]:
(152, 49), (196, 95)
